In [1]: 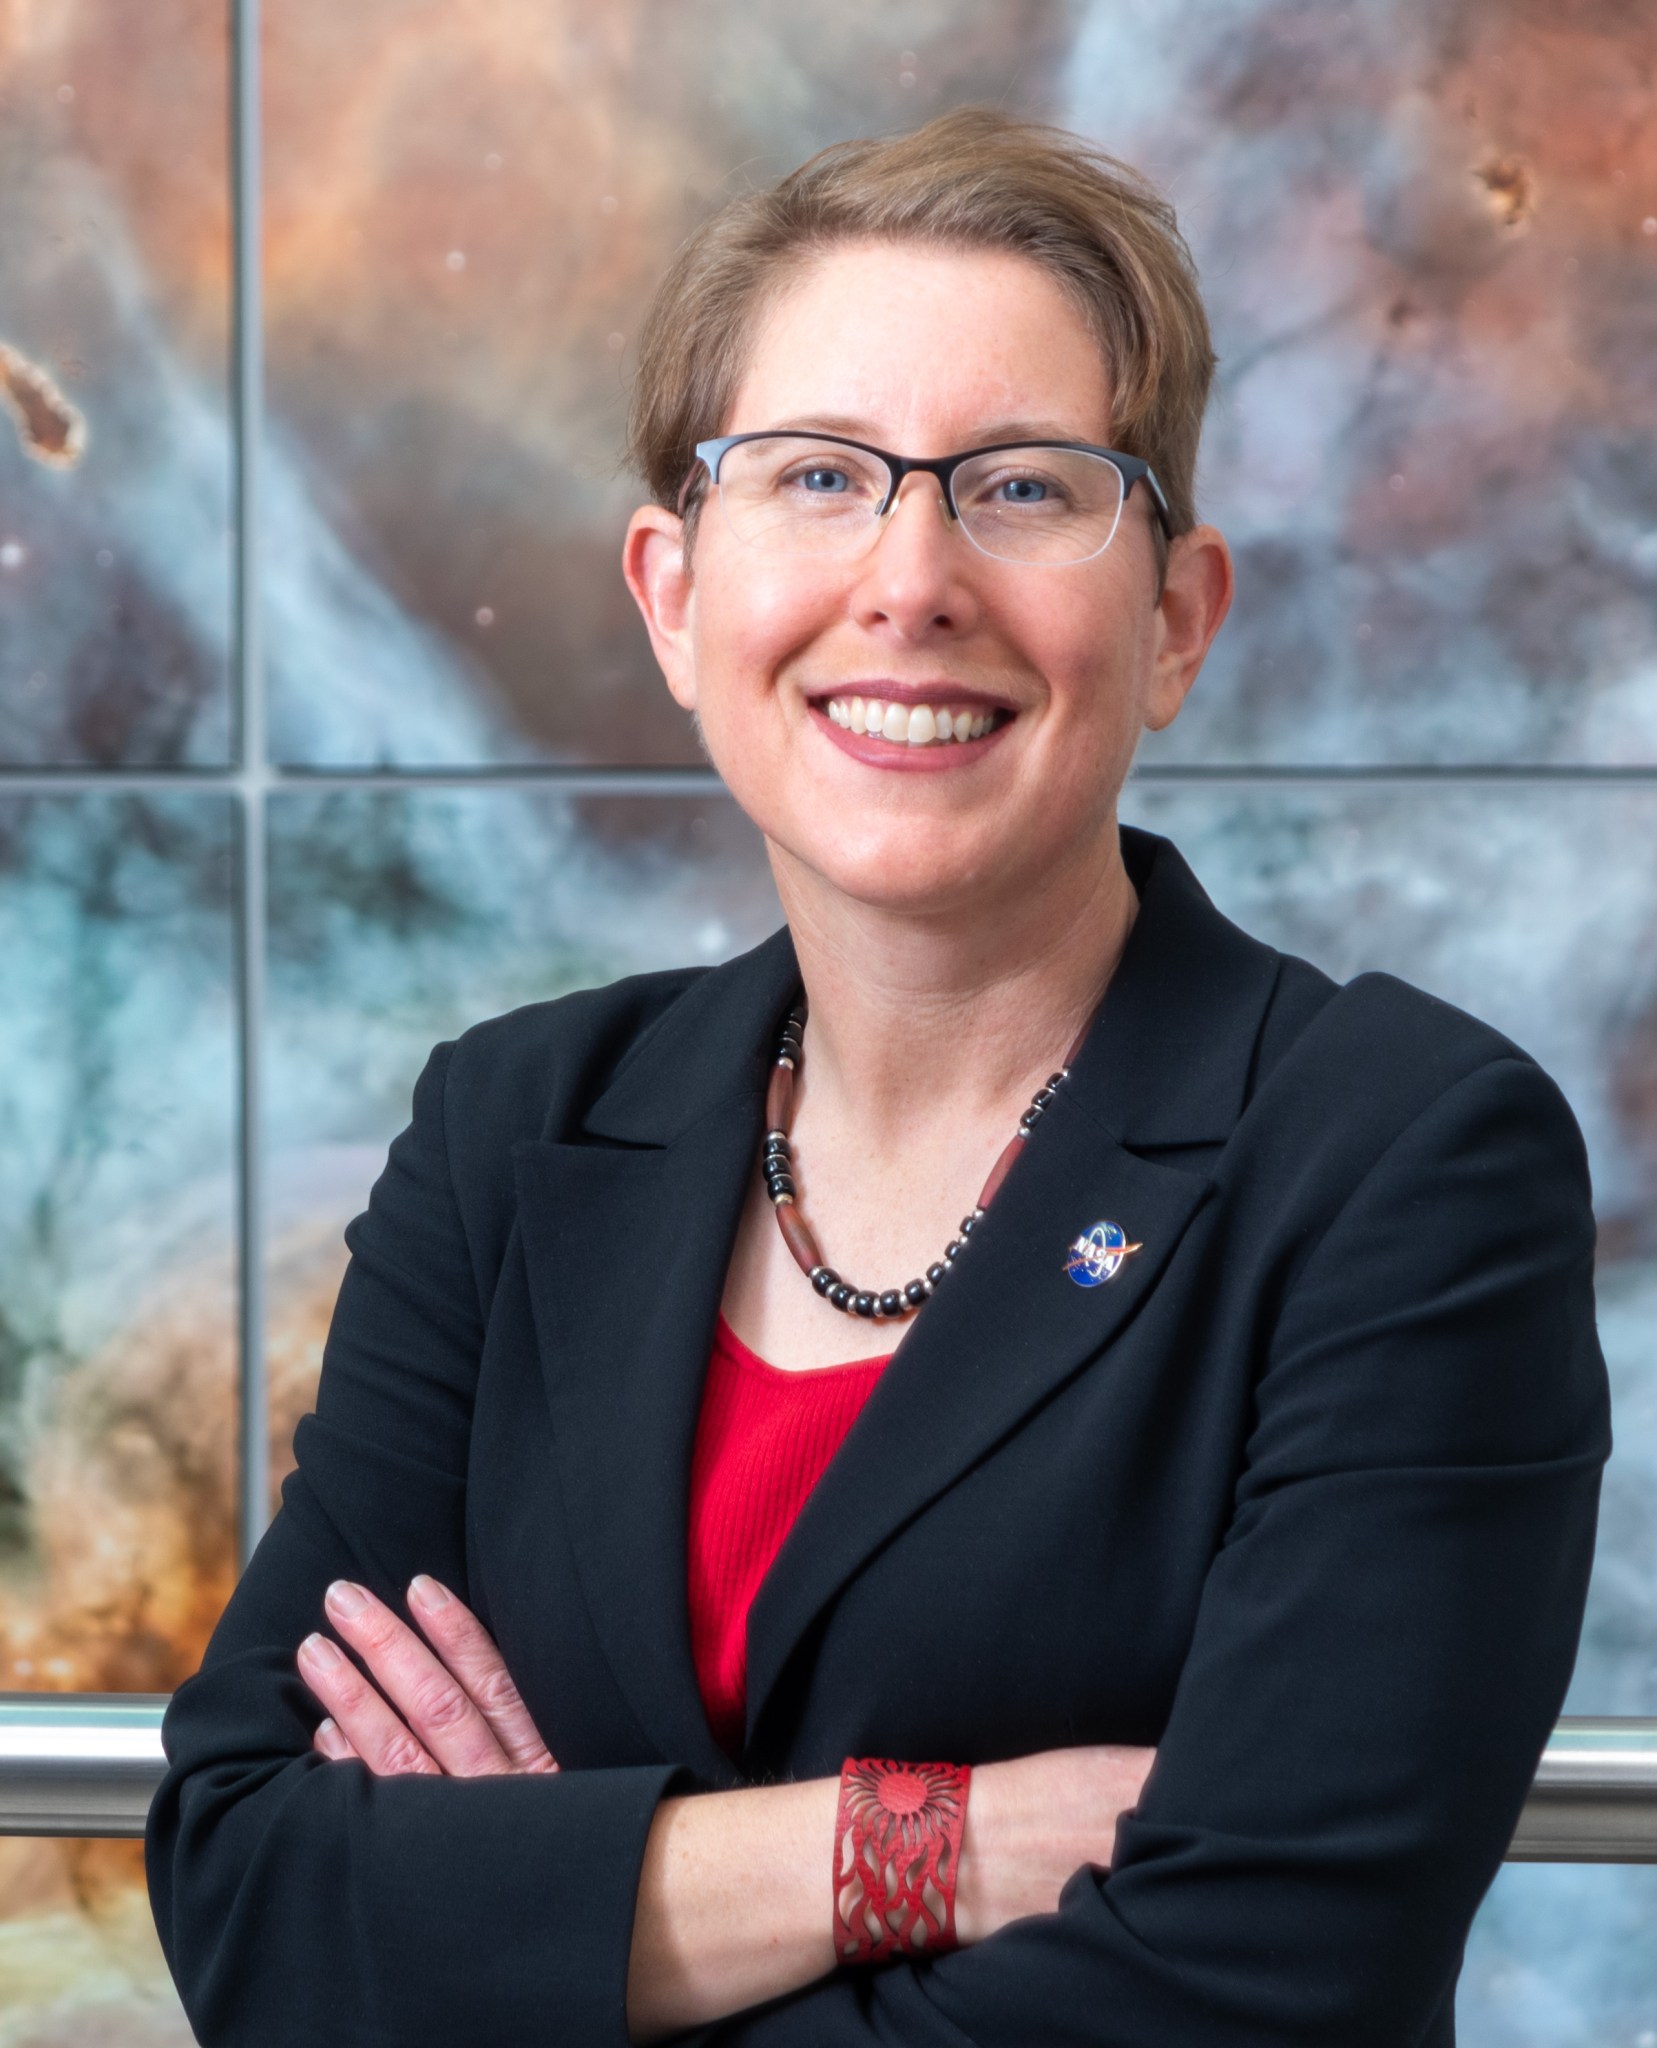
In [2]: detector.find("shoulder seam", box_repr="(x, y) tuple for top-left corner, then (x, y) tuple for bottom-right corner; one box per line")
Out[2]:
(1285, 1051), (1549, 1304)
(432, 1037), (485, 1325)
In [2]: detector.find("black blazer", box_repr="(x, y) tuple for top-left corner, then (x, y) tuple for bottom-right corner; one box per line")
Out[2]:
(146, 824), (1612, 2048)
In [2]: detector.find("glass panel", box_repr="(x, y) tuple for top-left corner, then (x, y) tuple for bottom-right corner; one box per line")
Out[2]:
(1463, 1862), (1657, 2045)
(260, 2), (1077, 765)
(0, 793), (233, 2043)
(1071, 5), (1657, 765)
(262, 0), (1657, 768)
(264, 787), (780, 1495)
(0, 3), (231, 767)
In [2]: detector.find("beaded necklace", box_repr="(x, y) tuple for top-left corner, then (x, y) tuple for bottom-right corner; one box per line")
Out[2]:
(762, 996), (1092, 1320)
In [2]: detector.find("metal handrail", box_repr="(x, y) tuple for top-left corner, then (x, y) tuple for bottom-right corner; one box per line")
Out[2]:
(1507, 1717), (1657, 1862)
(0, 1694), (173, 1838)
(2, 1696), (1654, 1856)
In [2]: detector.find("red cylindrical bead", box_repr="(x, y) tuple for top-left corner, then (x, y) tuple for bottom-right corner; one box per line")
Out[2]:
(776, 1201), (822, 1276)
(975, 1134), (1025, 1212)
(766, 1062), (795, 1132)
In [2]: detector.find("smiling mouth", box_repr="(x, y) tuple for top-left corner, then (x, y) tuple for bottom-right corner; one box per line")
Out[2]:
(816, 694), (1011, 747)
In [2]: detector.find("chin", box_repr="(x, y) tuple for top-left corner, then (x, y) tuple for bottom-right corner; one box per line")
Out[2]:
(774, 833), (1012, 920)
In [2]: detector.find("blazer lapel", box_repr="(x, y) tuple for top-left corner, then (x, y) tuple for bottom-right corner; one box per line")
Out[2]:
(742, 1104), (1212, 1747)
(508, 825), (1283, 1777)
(510, 927), (802, 1784)
(742, 826), (1284, 1749)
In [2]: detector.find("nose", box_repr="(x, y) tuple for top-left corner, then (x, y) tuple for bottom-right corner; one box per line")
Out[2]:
(878, 468), (956, 529)
(849, 471), (980, 639)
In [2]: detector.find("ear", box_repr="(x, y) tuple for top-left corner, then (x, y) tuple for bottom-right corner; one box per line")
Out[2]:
(622, 503), (698, 713)
(1143, 522), (1234, 732)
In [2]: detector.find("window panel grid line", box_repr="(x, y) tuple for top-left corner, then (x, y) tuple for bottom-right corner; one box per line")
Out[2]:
(232, 0), (268, 1568)
(8, 766), (1657, 793)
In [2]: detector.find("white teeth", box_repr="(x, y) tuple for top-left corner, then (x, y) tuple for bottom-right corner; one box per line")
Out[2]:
(819, 696), (1002, 743)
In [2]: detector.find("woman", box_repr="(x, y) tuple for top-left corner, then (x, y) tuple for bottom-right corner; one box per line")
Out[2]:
(146, 109), (1611, 2047)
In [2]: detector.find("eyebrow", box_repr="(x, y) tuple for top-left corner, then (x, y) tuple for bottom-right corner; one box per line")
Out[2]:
(759, 413), (1099, 448)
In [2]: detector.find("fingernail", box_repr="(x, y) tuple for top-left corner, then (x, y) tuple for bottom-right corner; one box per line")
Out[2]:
(325, 1580), (368, 1618)
(409, 1574), (451, 1610)
(300, 1631), (342, 1668)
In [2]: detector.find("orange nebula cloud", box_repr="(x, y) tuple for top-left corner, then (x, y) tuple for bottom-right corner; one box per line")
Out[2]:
(0, 339), (88, 464)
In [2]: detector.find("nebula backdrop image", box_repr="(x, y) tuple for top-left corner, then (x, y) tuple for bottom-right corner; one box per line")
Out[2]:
(2, 0), (1656, 2039)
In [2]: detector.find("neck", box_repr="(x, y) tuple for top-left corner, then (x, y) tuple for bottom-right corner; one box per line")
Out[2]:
(767, 820), (1138, 1135)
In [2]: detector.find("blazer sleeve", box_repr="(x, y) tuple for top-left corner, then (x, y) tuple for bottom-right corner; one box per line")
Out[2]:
(144, 1040), (693, 2048)
(682, 1053), (1613, 2048)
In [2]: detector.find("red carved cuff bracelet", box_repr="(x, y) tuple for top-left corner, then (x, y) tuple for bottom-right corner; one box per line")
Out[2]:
(832, 1756), (972, 1965)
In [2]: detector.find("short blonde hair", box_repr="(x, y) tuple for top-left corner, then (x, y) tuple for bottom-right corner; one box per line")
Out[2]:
(625, 106), (1216, 589)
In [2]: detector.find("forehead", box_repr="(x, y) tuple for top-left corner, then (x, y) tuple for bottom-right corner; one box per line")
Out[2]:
(725, 239), (1114, 450)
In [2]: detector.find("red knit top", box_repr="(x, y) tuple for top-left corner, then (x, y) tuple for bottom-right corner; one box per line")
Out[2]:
(687, 1314), (892, 1758)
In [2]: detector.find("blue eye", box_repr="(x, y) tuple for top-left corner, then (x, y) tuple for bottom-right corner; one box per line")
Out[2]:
(800, 467), (849, 493)
(998, 477), (1049, 503)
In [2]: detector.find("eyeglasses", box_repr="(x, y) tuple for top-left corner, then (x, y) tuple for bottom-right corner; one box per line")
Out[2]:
(680, 430), (1171, 567)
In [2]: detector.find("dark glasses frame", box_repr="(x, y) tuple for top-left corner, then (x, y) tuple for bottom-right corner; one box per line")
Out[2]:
(676, 429), (1174, 539)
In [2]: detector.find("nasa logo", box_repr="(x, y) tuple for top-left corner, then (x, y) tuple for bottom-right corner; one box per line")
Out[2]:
(1064, 1219), (1144, 1289)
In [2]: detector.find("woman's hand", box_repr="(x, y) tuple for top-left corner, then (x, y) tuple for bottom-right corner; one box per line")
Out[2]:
(296, 1574), (559, 1777)
(954, 1742), (1157, 1943)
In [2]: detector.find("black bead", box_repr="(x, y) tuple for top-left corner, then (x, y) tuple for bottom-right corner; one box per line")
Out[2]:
(853, 1292), (876, 1317)
(829, 1284), (853, 1310)
(1032, 1087), (1056, 1110)
(1018, 1117), (1036, 1137)
(944, 1240), (963, 1262)
(879, 1289), (902, 1317)
(959, 1214), (978, 1236)
(767, 1176), (796, 1200)
(812, 1268), (840, 1296)
(1047, 1072), (1066, 1090)
(927, 1262), (948, 1287)
(904, 1279), (929, 1307)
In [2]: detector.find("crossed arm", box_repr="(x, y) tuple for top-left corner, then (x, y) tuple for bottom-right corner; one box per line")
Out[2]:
(296, 1570), (1156, 2042)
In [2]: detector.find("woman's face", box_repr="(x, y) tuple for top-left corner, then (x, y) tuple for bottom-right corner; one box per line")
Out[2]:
(625, 239), (1231, 924)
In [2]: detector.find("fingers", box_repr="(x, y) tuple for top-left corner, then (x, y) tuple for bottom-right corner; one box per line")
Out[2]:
(304, 1580), (515, 1778)
(297, 1630), (442, 1777)
(405, 1576), (559, 1774)
(313, 1716), (359, 1763)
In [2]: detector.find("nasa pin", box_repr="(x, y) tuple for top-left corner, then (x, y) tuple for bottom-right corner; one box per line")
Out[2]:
(1064, 1220), (1143, 1288)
